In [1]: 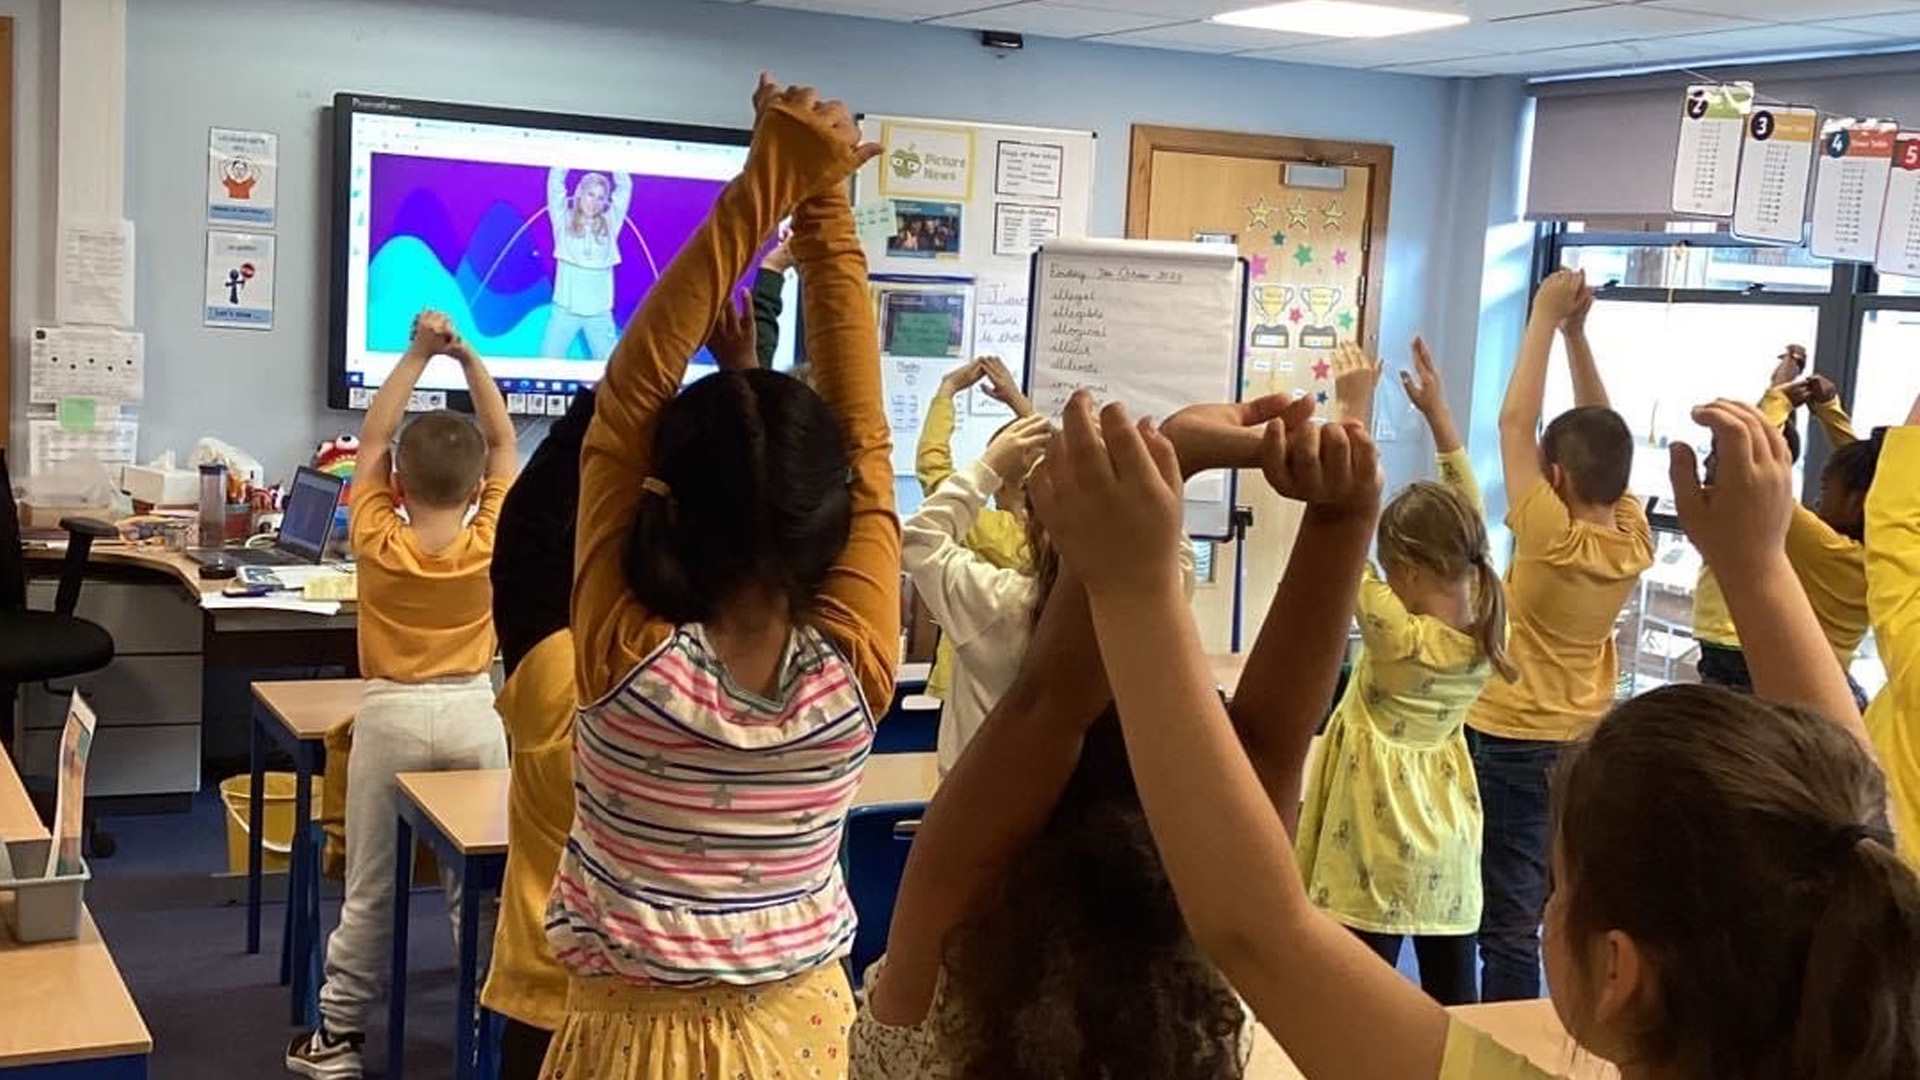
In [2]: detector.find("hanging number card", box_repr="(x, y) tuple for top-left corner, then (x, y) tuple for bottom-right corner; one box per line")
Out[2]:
(1733, 105), (1818, 244)
(1875, 133), (1920, 279)
(1672, 83), (1752, 217)
(1811, 119), (1897, 262)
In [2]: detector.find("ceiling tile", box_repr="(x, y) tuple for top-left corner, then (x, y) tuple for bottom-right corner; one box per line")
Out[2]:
(1065, 0), (1254, 15)
(1646, 0), (1920, 21)
(1814, 11), (1920, 37)
(1240, 34), (1495, 66)
(929, 1), (1171, 35)
(1604, 22), (1888, 65)
(753, 0), (987, 18)
(1460, 41), (1651, 73)
(1089, 18), (1320, 51)
(1243, 3), (1749, 62)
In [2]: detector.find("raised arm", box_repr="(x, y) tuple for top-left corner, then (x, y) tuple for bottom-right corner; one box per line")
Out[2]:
(1330, 342), (1383, 432)
(545, 165), (568, 225)
(751, 234), (792, 368)
(447, 336), (517, 480)
(357, 311), (450, 483)
(1401, 336), (1481, 513)
(1031, 393), (1448, 1080)
(864, 567), (1107, 1026)
(785, 117), (898, 711)
(609, 171), (633, 223)
(1671, 400), (1867, 747)
(916, 360), (983, 496)
(978, 355), (1034, 418)
(573, 77), (872, 698)
(1560, 275), (1607, 409)
(1501, 269), (1585, 502)
(901, 418), (1049, 644)
(1800, 375), (1859, 447)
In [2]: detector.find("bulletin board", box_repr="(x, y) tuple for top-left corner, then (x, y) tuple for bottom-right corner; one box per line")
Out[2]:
(853, 114), (1095, 479)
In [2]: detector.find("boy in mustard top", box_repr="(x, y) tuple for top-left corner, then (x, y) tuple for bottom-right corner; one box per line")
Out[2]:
(1469, 269), (1653, 1002)
(1866, 392), (1920, 865)
(288, 310), (516, 1080)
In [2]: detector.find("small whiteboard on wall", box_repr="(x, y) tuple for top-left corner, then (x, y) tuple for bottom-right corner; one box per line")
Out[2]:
(1024, 239), (1248, 539)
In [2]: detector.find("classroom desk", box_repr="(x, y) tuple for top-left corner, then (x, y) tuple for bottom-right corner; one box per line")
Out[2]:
(856, 751), (939, 805)
(247, 678), (363, 1028)
(1246, 999), (1612, 1079)
(389, 769), (509, 1080)
(0, 748), (152, 1078)
(23, 543), (359, 638)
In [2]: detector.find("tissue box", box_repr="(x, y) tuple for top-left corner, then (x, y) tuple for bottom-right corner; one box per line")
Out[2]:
(121, 464), (200, 507)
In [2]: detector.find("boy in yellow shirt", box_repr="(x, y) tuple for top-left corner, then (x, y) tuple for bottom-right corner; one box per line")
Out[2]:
(1469, 269), (1653, 1001)
(1867, 392), (1920, 865)
(288, 310), (516, 1080)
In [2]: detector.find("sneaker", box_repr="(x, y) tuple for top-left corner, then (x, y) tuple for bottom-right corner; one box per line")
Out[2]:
(285, 1025), (364, 1079)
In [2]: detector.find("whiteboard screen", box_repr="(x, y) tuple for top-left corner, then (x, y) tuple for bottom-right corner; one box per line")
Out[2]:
(1024, 239), (1246, 538)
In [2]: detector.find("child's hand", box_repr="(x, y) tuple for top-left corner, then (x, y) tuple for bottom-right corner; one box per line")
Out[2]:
(1670, 399), (1795, 576)
(1398, 336), (1447, 416)
(938, 359), (987, 398)
(707, 294), (758, 372)
(1531, 269), (1586, 327)
(979, 414), (1051, 482)
(750, 72), (882, 188)
(1770, 343), (1808, 387)
(1560, 275), (1596, 334)
(761, 230), (795, 275)
(1161, 394), (1313, 477)
(1908, 390), (1920, 428)
(1029, 392), (1186, 597)
(446, 336), (480, 367)
(409, 310), (456, 357)
(1331, 342), (1382, 426)
(979, 356), (1034, 417)
(1259, 415), (1382, 525)
(1784, 374), (1838, 407)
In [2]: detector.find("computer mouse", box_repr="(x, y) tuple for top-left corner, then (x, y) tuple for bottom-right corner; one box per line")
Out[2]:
(198, 555), (238, 580)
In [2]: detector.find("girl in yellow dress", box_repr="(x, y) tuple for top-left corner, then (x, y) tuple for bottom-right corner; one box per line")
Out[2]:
(1295, 340), (1516, 1004)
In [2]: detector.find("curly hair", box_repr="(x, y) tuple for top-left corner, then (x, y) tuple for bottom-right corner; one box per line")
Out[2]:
(940, 716), (1247, 1079)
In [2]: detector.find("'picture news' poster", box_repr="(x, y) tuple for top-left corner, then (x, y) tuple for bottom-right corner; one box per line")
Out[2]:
(878, 122), (974, 201)
(1732, 104), (1818, 244)
(204, 230), (277, 330)
(1811, 118), (1897, 263)
(207, 127), (278, 227)
(1672, 82), (1753, 217)
(1875, 132), (1920, 279)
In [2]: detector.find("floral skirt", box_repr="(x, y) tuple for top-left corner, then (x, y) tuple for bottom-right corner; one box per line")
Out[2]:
(538, 965), (855, 1080)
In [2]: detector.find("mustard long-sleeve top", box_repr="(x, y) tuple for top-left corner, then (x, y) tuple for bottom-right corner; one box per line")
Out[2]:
(571, 99), (900, 712)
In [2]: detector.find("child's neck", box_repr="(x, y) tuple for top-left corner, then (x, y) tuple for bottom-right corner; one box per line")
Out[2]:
(1399, 578), (1473, 633)
(1557, 488), (1618, 528)
(707, 588), (794, 700)
(406, 504), (468, 554)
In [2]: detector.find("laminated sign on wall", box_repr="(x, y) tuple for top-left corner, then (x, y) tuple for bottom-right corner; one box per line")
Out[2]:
(1732, 104), (1818, 244)
(1672, 83), (1752, 217)
(1811, 118), (1897, 263)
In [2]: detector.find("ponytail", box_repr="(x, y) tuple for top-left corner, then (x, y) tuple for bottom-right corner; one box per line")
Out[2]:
(1790, 831), (1920, 1080)
(1471, 555), (1517, 683)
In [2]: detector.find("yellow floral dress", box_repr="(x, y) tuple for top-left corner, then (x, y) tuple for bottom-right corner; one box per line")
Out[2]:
(1295, 451), (1494, 935)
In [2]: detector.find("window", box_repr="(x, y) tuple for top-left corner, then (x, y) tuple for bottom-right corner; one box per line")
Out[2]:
(1853, 309), (1920, 433)
(1556, 221), (1832, 293)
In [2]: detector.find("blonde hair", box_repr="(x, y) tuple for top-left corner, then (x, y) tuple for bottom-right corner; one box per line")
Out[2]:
(568, 172), (613, 242)
(1377, 481), (1516, 682)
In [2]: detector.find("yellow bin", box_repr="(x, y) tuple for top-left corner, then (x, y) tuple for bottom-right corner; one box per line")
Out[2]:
(220, 772), (326, 875)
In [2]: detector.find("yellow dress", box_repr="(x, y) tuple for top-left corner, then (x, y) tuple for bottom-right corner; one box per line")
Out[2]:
(1295, 451), (1495, 935)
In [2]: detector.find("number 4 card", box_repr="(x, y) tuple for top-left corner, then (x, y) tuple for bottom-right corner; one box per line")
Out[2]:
(1811, 119), (1896, 263)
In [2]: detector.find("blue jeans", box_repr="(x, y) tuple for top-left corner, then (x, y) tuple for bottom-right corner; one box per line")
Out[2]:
(1468, 728), (1562, 1002)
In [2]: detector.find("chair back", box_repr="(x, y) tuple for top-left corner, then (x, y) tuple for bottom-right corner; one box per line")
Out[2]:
(873, 693), (940, 755)
(0, 449), (25, 612)
(841, 800), (925, 984)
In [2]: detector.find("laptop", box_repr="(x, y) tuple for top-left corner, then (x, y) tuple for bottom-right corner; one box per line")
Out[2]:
(190, 466), (345, 567)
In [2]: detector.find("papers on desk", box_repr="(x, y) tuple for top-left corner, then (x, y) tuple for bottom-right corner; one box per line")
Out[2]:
(200, 593), (342, 616)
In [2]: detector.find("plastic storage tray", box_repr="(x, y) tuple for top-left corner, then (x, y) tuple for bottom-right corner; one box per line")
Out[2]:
(1, 837), (88, 942)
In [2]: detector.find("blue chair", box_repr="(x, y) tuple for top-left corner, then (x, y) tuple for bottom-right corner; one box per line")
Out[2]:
(873, 691), (940, 755)
(841, 800), (926, 983)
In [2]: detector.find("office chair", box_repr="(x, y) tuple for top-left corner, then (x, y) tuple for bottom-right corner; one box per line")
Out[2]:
(0, 448), (118, 854)
(841, 800), (926, 984)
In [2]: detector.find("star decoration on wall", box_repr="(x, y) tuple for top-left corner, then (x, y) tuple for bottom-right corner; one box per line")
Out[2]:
(1337, 310), (1355, 331)
(1323, 200), (1348, 230)
(1287, 200), (1312, 229)
(1249, 253), (1269, 278)
(1294, 244), (1315, 268)
(1312, 358), (1332, 380)
(1288, 307), (1304, 324)
(1333, 248), (1350, 267)
(1246, 196), (1277, 229)
(1271, 229), (1288, 248)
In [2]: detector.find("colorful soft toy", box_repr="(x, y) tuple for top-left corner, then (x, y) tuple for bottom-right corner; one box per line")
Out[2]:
(312, 434), (359, 500)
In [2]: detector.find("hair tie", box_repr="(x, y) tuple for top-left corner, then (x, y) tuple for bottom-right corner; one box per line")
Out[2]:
(641, 477), (672, 498)
(1822, 822), (1887, 865)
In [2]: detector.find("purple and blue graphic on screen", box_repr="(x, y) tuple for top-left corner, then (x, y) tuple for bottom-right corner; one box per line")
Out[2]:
(366, 154), (734, 361)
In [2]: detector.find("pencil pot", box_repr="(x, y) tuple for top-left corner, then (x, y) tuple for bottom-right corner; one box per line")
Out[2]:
(0, 837), (88, 943)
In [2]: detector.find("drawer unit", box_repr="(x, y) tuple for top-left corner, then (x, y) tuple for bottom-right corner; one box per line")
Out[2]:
(26, 579), (200, 654)
(18, 723), (200, 796)
(22, 656), (202, 730)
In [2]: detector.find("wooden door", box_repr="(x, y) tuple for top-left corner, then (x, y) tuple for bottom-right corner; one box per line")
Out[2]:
(1128, 125), (1391, 651)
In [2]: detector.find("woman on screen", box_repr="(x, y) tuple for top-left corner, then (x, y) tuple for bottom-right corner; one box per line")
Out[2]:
(543, 166), (632, 361)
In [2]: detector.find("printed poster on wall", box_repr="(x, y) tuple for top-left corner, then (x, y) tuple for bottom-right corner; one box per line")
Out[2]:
(1732, 105), (1818, 244)
(1811, 118), (1898, 262)
(1875, 132), (1920, 279)
(207, 127), (278, 227)
(204, 230), (277, 329)
(1672, 83), (1752, 217)
(995, 140), (1064, 199)
(878, 122), (974, 200)
(993, 203), (1061, 257)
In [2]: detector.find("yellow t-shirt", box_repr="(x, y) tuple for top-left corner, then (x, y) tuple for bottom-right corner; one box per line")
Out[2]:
(1468, 484), (1652, 742)
(1691, 568), (1739, 648)
(914, 392), (1030, 700)
(350, 470), (509, 681)
(1441, 1017), (1557, 1079)
(1784, 504), (1868, 671)
(1866, 428), (1920, 866)
(480, 630), (575, 1031)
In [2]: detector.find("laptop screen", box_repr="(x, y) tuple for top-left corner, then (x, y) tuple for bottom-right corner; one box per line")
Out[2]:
(279, 467), (345, 561)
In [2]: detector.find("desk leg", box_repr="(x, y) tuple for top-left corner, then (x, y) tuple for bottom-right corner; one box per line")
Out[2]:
(246, 707), (264, 955)
(388, 815), (413, 1080)
(455, 858), (481, 1080)
(289, 753), (316, 1027)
